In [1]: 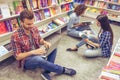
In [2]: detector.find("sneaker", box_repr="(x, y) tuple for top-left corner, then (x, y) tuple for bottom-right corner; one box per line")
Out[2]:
(64, 68), (76, 76)
(41, 72), (51, 80)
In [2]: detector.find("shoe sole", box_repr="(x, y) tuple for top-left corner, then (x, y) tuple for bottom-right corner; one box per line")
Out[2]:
(41, 74), (49, 80)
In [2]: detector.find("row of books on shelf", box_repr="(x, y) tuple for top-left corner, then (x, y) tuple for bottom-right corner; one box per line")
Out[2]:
(74, 0), (120, 11)
(34, 2), (74, 21)
(99, 39), (120, 80)
(0, 17), (20, 35)
(0, 2), (74, 35)
(0, 1), (24, 18)
(74, 0), (120, 4)
(85, 7), (120, 19)
(22, 0), (73, 10)
(34, 7), (59, 21)
(39, 16), (70, 35)
(93, 1), (120, 11)
(100, 0), (120, 3)
(0, 0), (73, 19)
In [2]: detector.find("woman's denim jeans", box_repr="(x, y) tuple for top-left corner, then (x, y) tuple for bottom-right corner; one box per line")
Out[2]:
(24, 49), (63, 74)
(67, 25), (91, 38)
(76, 35), (98, 48)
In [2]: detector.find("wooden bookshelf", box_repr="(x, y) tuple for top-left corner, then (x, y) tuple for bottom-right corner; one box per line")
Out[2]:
(0, 50), (13, 62)
(99, 38), (120, 80)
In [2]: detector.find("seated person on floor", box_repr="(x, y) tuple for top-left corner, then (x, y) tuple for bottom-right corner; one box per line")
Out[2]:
(11, 10), (76, 80)
(67, 4), (92, 38)
(67, 14), (114, 58)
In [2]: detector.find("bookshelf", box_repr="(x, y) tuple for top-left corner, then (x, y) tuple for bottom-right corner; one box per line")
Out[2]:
(74, 0), (120, 22)
(98, 38), (120, 80)
(0, 0), (74, 62)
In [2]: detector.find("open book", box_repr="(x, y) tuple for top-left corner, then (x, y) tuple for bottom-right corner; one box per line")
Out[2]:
(81, 21), (94, 26)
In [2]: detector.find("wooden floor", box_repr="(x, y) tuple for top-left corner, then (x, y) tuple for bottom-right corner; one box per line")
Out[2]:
(0, 17), (120, 80)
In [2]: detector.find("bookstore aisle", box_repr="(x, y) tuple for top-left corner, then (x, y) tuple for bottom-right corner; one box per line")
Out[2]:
(0, 17), (120, 80)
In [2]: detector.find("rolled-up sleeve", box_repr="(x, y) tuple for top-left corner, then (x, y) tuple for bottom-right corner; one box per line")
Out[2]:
(11, 35), (22, 57)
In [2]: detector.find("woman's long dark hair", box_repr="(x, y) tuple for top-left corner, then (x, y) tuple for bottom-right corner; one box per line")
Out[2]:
(96, 15), (113, 45)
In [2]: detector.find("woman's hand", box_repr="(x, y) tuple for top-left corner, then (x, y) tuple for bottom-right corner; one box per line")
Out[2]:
(83, 38), (89, 42)
(84, 38), (100, 48)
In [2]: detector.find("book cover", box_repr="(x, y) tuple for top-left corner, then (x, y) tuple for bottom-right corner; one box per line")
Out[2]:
(0, 46), (9, 57)
(29, 0), (34, 9)
(69, 3), (74, 10)
(51, 0), (57, 5)
(4, 20), (13, 32)
(48, 0), (52, 6)
(52, 19), (65, 25)
(39, 10), (45, 20)
(103, 59), (120, 75)
(41, 0), (48, 7)
(10, 18), (19, 31)
(37, 0), (42, 9)
(32, 0), (38, 9)
(58, 18), (66, 23)
(48, 22), (58, 29)
(4, 43), (12, 51)
(22, 0), (32, 10)
(8, 3), (15, 15)
(50, 7), (57, 16)
(65, 3), (70, 11)
(51, 22), (58, 28)
(0, 21), (8, 34)
(99, 71), (120, 80)
(44, 8), (51, 18)
(58, 0), (62, 4)
(114, 52), (120, 57)
(13, 1), (24, 14)
(0, 3), (11, 18)
(61, 5), (66, 12)
(34, 11), (41, 21)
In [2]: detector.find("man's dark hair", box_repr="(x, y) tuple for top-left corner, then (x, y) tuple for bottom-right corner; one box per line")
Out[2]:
(20, 9), (34, 22)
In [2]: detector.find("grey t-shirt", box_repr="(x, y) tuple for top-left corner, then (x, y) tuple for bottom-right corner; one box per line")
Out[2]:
(29, 32), (35, 50)
(67, 12), (80, 31)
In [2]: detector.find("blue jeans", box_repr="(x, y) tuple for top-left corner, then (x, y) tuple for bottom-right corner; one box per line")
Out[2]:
(67, 26), (91, 38)
(76, 35), (98, 48)
(24, 49), (63, 74)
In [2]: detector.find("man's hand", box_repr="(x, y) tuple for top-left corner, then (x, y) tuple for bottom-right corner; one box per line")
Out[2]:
(31, 48), (46, 55)
(44, 41), (51, 50)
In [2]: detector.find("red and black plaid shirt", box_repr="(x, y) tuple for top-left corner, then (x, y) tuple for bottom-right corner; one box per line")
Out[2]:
(11, 26), (41, 67)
